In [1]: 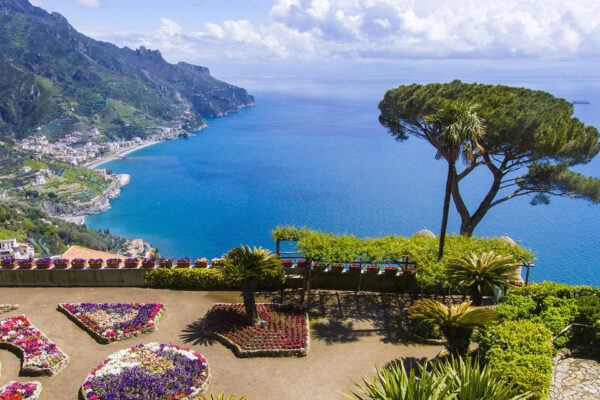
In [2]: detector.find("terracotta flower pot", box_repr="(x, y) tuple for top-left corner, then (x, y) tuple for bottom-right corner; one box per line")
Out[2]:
(194, 258), (208, 268)
(18, 261), (34, 270)
(176, 259), (191, 268)
(280, 259), (293, 268)
(71, 261), (86, 269)
(89, 262), (103, 270)
(384, 266), (399, 276)
(124, 261), (139, 269)
(142, 260), (156, 269)
(35, 262), (51, 270)
(312, 262), (327, 272)
(54, 262), (69, 270)
(1, 260), (16, 270)
(296, 259), (308, 268)
(348, 263), (362, 273)
(330, 264), (344, 273)
(366, 265), (380, 274)
(159, 259), (174, 269)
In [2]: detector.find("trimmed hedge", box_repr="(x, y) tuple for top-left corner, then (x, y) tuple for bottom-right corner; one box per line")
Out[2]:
(145, 268), (285, 291)
(479, 320), (554, 400)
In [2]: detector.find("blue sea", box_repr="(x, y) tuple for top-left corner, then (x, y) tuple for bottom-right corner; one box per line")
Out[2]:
(86, 60), (600, 286)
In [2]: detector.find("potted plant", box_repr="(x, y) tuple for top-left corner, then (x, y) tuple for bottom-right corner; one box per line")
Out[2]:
(211, 258), (224, 267)
(312, 262), (327, 272)
(1, 257), (16, 270)
(124, 257), (139, 269)
(366, 264), (380, 274)
(348, 263), (362, 273)
(142, 257), (156, 269)
(280, 259), (293, 269)
(384, 266), (399, 276)
(89, 258), (103, 269)
(194, 257), (208, 268)
(296, 259), (308, 268)
(71, 258), (86, 269)
(176, 257), (191, 268)
(106, 258), (122, 268)
(53, 258), (69, 269)
(35, 258), (52, 270)
(330, 263), (344, 273)
(18, 258), (34, 270)
(159, 257), (174, 269)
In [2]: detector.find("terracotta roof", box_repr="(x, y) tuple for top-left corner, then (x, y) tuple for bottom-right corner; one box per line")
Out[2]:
(62, 245), (125, 260)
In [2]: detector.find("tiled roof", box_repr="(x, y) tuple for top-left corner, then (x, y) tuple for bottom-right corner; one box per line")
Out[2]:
(62, 245), (125, 260)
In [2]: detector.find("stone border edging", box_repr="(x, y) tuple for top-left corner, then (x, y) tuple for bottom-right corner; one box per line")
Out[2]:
(57, 303), (165, 344)
(200, 303), (310, 357)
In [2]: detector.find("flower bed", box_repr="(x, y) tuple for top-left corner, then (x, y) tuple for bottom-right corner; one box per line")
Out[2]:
(80, 342), (210, 400)
(0, 304), (18, 315)
(58, 303), (164, 344)
(0, 381), (42, 400)
(0, 315), (69, 375)
(201, 303), (309, 357)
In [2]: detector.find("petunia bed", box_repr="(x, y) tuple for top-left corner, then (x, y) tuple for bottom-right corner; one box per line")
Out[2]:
(201, 303), (309, 357)
(59, 303), (164, 343)
(0, 381), (42, 400)
(81, 342), (210, 400)
(0, 315), (69, 375)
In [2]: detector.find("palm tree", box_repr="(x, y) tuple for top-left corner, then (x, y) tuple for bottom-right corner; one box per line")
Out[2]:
(344, 356), (530, 400)
(216, 245), (283, 324)
(408, 299), (498, 356)
(447, 251), (520, 306)
(424, 100), (486, 260)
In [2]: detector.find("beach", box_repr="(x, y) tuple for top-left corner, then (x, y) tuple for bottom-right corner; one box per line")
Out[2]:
(84, 140), (162, 169)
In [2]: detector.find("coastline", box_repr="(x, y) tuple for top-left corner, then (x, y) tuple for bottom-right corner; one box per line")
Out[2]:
(84, 140), (162, 169)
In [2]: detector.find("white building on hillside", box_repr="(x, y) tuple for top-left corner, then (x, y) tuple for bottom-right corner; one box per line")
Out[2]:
(0, 239), (35, 259)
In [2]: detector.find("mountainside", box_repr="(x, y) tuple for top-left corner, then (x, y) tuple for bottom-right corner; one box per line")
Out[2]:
(0, 0), (254, 139)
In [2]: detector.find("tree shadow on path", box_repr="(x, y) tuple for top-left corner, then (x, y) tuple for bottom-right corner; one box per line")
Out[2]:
(179, 318), (215, 346)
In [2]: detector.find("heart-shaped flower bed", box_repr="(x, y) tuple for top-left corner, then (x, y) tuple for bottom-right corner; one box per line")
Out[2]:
(201, 303), (309, 357)
(0, 315), (69, 375)
(0, 381), (42, 400)
(81, 343), (210, 400)
(59, 303), (164, 344)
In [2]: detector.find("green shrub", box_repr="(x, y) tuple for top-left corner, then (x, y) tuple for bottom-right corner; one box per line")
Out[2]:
(532, 296), (578, 347)
(496, 294), (536, 321)
(145, 268), (285, 291)
(508, 282), (600, 300)
(572, 295), (600, 346)
(478, 320), (553, 400)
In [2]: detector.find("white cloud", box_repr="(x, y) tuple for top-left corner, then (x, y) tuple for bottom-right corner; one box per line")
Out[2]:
(83, 0), (600, 62)
(75, 0), (102, 8)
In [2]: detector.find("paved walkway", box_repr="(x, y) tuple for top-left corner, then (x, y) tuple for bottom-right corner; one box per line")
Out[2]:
(550, 356), (600, 400)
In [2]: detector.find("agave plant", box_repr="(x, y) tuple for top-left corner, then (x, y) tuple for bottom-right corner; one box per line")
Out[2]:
(409, 299), (499, 356)
(201, 393), (248, 400)
(216, 245), (283, 324)
(344, 356), (530, 400)
(446, 251), (520, 305)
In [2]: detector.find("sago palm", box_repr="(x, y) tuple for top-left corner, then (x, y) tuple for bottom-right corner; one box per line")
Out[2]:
(447, 251), (520, 306)
(409, 299), (499, 356)
(201, 394), (248, 400)
(217, 245), (283, 324)
(424, 100), (486, 260)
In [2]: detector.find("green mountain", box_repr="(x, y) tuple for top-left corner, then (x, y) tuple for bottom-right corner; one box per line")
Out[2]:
(0, 0), (254, 139)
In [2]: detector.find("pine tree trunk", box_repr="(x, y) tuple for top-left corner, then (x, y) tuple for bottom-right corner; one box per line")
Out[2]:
(242, 283), (259, 324)
(438, 162), (456, 260)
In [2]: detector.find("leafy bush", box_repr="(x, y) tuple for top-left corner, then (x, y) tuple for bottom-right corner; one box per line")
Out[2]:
(145, 267), (285, 291)
(508, 281), (600, 300)
(533, 296), (578, 347)
(496, 294), (536, 321)
(572, 295), (600, 346)
(478, 321), (553, 400)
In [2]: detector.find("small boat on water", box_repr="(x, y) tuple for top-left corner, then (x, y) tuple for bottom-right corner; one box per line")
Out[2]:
(572, 100), (591, 105)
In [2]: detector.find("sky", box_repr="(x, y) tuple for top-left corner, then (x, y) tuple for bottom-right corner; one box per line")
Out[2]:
(30, 0), (600, 74)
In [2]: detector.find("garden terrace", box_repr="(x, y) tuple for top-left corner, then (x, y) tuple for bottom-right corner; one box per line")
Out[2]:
(0, 287), (442, 399)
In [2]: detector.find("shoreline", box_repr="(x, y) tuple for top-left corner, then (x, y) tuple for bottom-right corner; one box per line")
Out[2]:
(84, 140), (162, 169)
